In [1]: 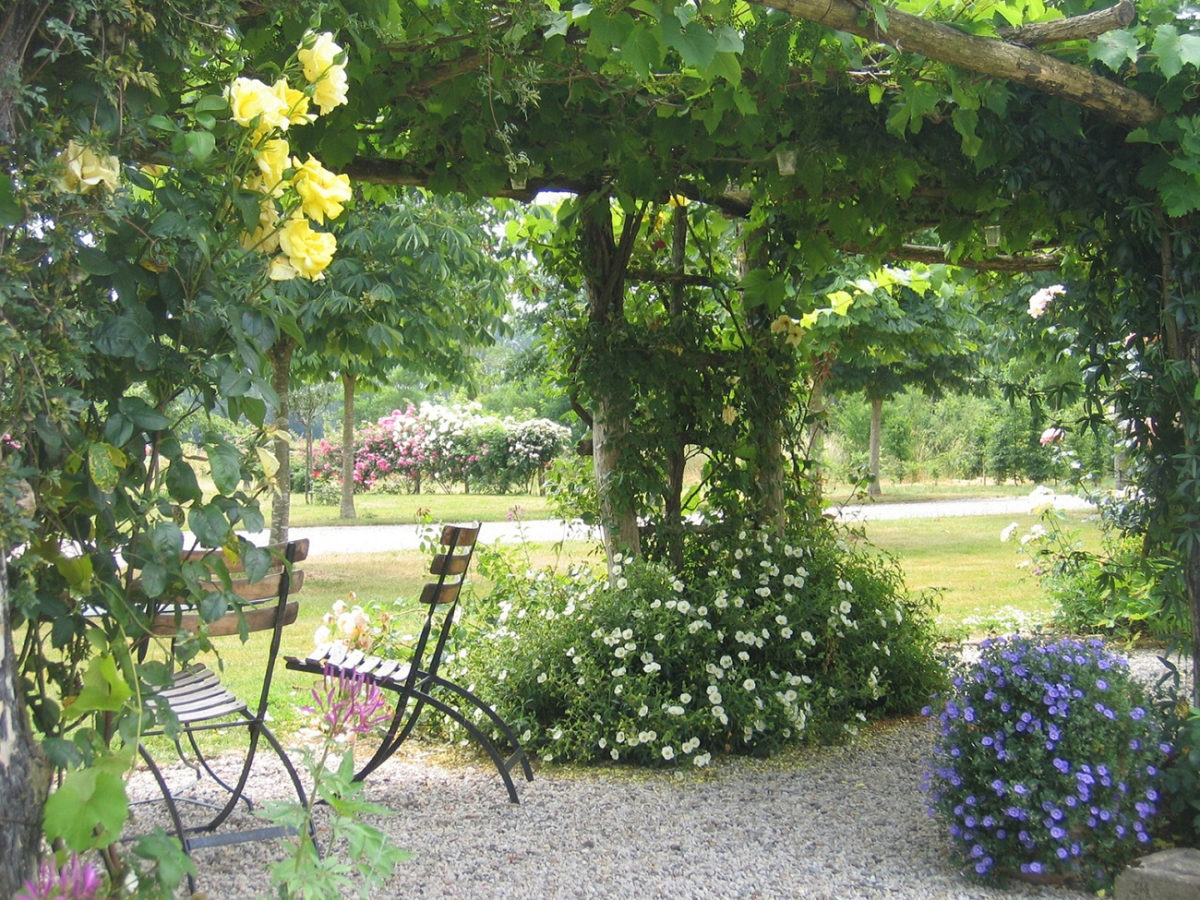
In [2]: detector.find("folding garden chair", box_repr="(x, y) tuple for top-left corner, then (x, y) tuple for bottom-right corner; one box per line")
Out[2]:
(286, 523), (532, 802)
(136, 539), (311, 891)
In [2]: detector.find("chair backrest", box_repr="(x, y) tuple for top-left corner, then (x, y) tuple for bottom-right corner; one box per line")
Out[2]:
(149, 539), (309, 637)
(151, 539), (308, 716)
(409, 524), (479, 683)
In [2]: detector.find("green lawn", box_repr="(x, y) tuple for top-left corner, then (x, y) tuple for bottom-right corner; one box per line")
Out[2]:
(861, 510), (1102, 635)
(284, 491), (554, 527)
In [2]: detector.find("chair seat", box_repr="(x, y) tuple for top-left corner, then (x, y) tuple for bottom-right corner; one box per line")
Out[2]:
(148, 663), (248, 724)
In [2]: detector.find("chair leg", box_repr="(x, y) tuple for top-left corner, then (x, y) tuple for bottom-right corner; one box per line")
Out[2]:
(182, 725), (255, 816)
(138, 743), (199, 897)
(256, 719), (319, 850)
(416, 673), (534, 782)
(192, 717), (265, 834)
(378, 686), (523, 803)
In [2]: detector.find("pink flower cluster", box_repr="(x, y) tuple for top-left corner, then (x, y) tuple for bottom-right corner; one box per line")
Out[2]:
(17, 856), (102, 900)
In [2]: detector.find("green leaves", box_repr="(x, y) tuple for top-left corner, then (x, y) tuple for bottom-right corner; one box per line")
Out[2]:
(44, 761), (129, 850)
(67, 653), (133, 718)
(1151, 24), (1200, 80)
(206, 440), (243, 494)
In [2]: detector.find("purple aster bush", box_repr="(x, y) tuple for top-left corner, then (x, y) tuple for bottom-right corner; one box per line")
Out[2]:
(923, 635), (1166, 889)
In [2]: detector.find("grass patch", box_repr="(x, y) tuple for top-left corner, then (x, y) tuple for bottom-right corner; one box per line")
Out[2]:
(861, 510), (1103, 635)
(284, 492), (554, 527)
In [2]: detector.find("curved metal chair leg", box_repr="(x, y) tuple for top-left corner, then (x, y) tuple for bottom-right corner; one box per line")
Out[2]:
(417, 673), (534, 782)
(183, 725), (256, 816)
(138, 742), (199, 896)
(377, 685), (522, 803)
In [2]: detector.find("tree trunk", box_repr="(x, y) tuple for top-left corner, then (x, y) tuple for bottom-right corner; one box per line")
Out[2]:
(868, 395), (884, 498)
(0, 555), (49, 897)
(661, 202), (690, 570)
(593, 400), (641, 560)
(742, 231), (787, 535)
(339, 372), (357, 520)
(580, 195), (642, 562)
(268, 339), (295, 545)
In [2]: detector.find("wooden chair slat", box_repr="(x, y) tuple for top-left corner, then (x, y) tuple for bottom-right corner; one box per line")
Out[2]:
(440, 523), (480, 546)
(419, 581), (461, 606)
(429, 553), (471, 577)
(150, 600), (299, 638)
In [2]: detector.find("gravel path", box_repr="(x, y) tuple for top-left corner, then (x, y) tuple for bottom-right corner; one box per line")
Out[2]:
(124, 649), (1191, 900)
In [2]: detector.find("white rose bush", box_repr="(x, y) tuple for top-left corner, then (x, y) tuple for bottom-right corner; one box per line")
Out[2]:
(438, 520), (944, 767)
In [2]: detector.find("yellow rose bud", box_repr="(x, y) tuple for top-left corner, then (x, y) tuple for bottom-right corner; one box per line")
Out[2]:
(279, 215), (336, 280)
(291, 154), (352, 224)
(253, 138), (291, 194)
(298, 32), (344, 84)
(268, 254), (298, 281)
(226, 77), (290, 131)
(55, 140), (120, 193)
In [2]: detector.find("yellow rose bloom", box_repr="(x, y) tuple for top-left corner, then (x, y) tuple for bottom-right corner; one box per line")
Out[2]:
(271, 78), (314, 126)
(268, 254), (298, 281)
(240, 199), (281, 254)
(298, 32), (344, 83)
(291, 154), (352, 224)
(253, 138), (291, 193)
(226, 77), (289, 131)
(55, 140), (120, 193)
(279, 215), (336, 280)
(310, 65), (349, 115)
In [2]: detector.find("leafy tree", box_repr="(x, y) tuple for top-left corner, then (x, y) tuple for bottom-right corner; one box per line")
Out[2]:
(783, 267), (982, 496)
(290, 190), (511, 520)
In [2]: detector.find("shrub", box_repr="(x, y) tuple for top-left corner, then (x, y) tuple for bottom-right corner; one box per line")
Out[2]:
(1011, 504), (1188, 639)
(1159, 702), (1200, 848)
(441, 520), (944, 766)
(923, 635), (1167, 889)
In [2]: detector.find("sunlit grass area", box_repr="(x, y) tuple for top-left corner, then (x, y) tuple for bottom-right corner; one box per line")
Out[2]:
(283, 491), (554, 527)
(861, 510), (1103, 635)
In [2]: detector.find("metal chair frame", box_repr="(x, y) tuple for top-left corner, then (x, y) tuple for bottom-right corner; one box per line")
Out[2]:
(286, 523), (532, 802)
(136, 539), (311, 891)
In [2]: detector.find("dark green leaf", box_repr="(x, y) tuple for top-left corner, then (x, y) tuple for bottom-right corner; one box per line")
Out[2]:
(119, 396), (170, 430)
(207, 442), (242, 494)
(166, 460), (203, 503)
(189, 504), (230, 546)
(77, 247), (117, 275)
(0, 176), (19, 226)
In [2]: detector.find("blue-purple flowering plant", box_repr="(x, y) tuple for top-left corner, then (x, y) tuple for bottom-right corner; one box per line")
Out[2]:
(923, 635), (1167, 889)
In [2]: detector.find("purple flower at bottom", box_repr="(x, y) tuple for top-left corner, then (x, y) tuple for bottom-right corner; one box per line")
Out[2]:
(16, 856), (102, 900)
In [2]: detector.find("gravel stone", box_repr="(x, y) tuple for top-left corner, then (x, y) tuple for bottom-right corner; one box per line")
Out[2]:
(123, 649), (1191, 899)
